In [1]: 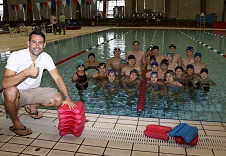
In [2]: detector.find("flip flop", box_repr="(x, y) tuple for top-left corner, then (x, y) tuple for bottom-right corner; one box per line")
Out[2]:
(9, 126), (32, 136)
(25, 106), (43, 119)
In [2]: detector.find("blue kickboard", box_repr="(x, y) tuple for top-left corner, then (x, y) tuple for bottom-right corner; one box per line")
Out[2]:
(169, 123), (198, 144)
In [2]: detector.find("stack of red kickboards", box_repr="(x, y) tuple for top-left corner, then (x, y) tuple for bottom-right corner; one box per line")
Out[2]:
(57, 101), (86, 137)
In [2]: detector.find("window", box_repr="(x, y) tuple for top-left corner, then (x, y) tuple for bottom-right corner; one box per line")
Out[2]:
(97, 0), (125, 18)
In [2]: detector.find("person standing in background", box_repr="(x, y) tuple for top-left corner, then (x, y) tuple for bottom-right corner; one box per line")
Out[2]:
(59, 13), (66, 35)
(50, 13), (57, 34)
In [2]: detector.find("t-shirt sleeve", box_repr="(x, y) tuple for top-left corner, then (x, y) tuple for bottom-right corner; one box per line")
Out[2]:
(5, 52), (20, 72)
(44, 53), (56, 71)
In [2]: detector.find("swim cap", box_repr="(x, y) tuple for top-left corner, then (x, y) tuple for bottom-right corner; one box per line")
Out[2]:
(167, 52), (174, 57)
(152, 45), (159, 50)
(120, 59), (127, 63)
(128, 54), (136, 60)
(88, 53), (95, 58)
(151, 62), (159, 67)
(186, 46), (194, 52)
(200, 68), (208, 74)
(161, 59), (168, 65)
(150, 55), (156, 61)
(186, 64), (194, 70)
(130, 69), (139, 75)
(76, 60), (84, 67)
(175, 66), (183, 71)
(169, 44), (176, 49)
(194, 52), (202, 57)
(151, 72), (158, 77)
(108, 69), (116, 75)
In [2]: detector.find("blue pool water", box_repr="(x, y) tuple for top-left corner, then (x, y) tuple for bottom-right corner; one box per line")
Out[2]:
(1, 29), (226, 122)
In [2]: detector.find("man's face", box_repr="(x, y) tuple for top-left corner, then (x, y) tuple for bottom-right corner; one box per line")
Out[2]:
(133, 43), (139, 51)
(88, 56), (95, 62)
(27, 34), (46, 56)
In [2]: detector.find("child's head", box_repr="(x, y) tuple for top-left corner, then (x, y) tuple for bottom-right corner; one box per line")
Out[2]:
(128, 54), (136, 66)
(149, 55), (156, 65)
(194, 52), (202, 63)
(130, 69), (139, 81)
(169, 44), (176, 53)
(76, 60), (85, 71)
(108, 69), (116, 82)
(151, 62), (159, 72)
(133, 41), (140, 51)
(186, 64), (194, 76)
(175, 66), (184, 77)
(186, 46), (194, 57)
(120, 59), (127, 68)
(160, 59), (168, 71)
(114, 48), (121, 57)
(165, 70), (175, 83)
(200, 68), (208, 79)
(150, 72), (158, 83)
(152, 45), (159, 56)
(98, 63), (106, 73)
(166, 52), (174, 62)
(146, 46), (153, 56)
(88, 53), (96, 62)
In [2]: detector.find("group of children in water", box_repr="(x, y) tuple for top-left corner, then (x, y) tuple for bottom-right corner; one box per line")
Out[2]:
(72, 41), (216, 100)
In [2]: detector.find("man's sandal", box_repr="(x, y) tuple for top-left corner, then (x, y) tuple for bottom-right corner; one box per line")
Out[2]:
(9, 126), (32, 136)
(25, 106), (43, 119)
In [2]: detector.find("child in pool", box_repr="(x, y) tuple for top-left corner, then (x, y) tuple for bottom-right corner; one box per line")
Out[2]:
(164, 70), (184, 95)
(106, 48), (122, 73)
(174, 66), (187, 87)
(166, 52), (178, 72)
(159, 59), (169, 81)
(92, 63), (108, 80)
(72, 60), (89, 92)
(102, 69), (119, 95)
(146, 55), (157, 71)
(194, 68), (216, 91)
(122, 69), (141, 96)
(147, 72), (166, 95)
(185, 64), (199, 89)
(192, 52), (206, 74)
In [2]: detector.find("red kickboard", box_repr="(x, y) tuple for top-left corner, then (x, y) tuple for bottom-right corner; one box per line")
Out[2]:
(59, 125), (84, 137)
(146, 124), (172, 133)
(58, 117), (86, 131)
(59, 115), (86, 124)
(58, 107), (85, 120)
(175, 134), (198, 146)
(144, 129), (169, 141)
(58, 101), (84, 114)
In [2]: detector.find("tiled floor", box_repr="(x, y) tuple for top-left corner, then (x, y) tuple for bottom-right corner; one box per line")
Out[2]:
(0, 105), (226, 156)
(1, 26), (226, 155)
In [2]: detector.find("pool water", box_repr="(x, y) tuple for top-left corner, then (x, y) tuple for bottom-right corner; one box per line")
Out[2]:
(1, 29), (226, 122)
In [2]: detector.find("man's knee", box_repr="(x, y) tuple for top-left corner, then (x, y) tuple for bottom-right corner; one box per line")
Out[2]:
(3, 86), (19, 101)
(49, 94), (63, 107)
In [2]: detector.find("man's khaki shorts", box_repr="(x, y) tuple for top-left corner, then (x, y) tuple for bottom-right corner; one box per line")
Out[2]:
(2, 87), (60, 106)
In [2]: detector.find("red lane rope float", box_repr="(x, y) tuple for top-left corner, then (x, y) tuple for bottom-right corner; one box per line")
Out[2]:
(137, 69), (147, 113)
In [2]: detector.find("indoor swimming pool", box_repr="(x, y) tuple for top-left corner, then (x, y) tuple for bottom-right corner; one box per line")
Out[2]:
(1, 29), (226, 122)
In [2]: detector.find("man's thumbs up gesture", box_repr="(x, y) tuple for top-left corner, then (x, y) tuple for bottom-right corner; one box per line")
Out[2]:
(27, 61), (39, 78)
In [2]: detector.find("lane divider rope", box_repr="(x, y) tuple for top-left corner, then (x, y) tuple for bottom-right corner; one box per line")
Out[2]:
(180, 31), (226, 58)
(205, 31), (226, 39)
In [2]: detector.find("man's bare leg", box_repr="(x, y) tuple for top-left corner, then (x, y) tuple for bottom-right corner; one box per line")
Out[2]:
(4, 86), (25, 129)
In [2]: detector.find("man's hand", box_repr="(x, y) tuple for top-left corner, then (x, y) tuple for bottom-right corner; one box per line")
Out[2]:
(62, 98), (76, 109)
(26, 62), (39, 78)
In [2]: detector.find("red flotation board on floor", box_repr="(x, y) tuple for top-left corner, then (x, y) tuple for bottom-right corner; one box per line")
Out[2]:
(144, 124), (172, 141)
